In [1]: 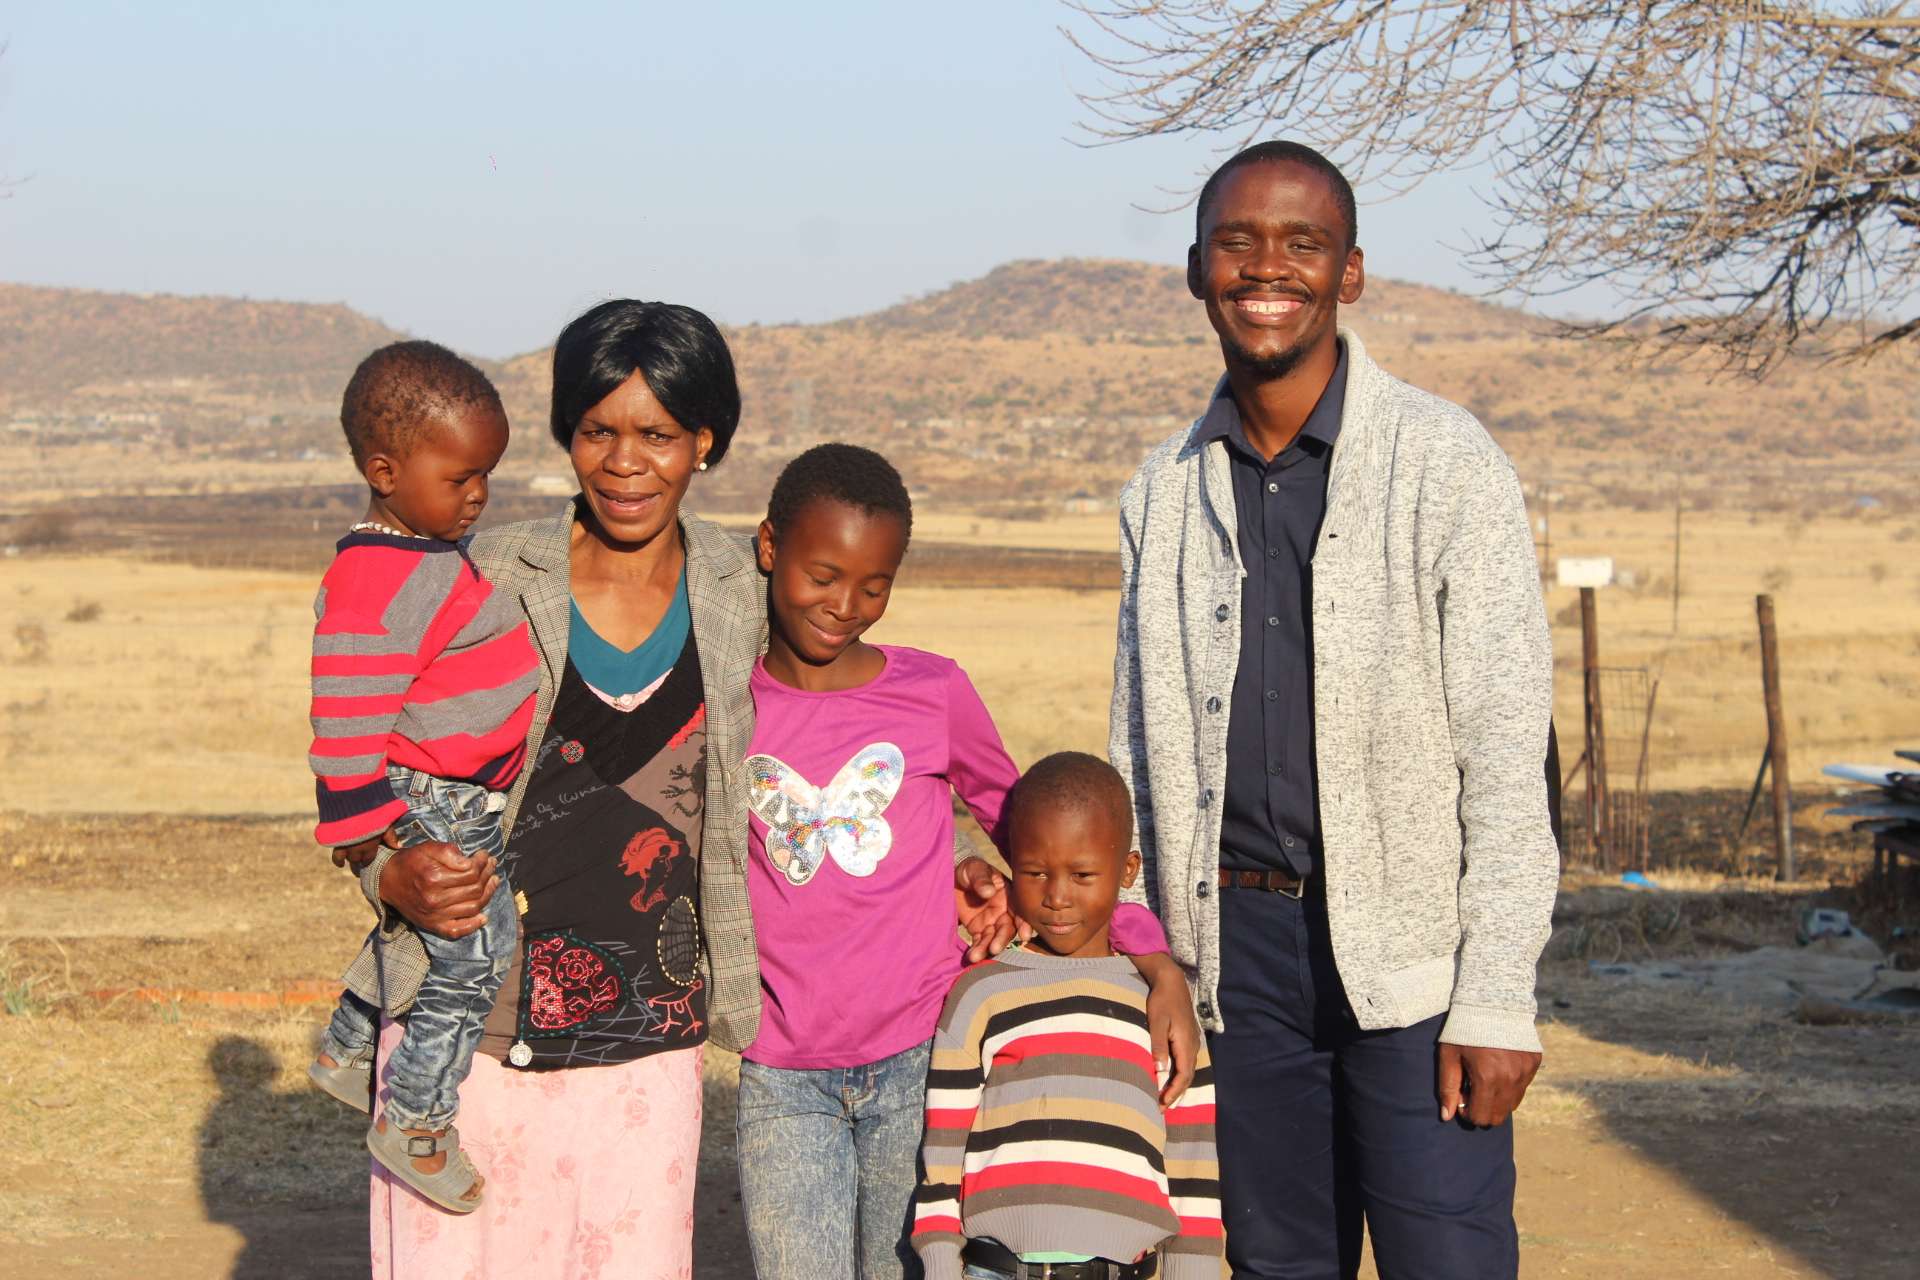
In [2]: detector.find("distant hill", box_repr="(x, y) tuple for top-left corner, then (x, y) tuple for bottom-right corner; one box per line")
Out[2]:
(0, 283), (413, 409)
(842, 257), (1533, 343)
(7, 262), (1917, 519)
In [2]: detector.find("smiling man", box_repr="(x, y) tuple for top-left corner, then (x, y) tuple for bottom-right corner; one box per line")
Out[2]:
(1109, 141), (1560, 1278)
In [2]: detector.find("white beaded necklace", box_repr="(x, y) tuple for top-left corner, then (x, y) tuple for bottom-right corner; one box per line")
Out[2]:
(349, 520), (425, 539)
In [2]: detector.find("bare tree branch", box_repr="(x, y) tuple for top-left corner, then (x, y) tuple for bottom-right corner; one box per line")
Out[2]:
(1063, 1), (1920, 375)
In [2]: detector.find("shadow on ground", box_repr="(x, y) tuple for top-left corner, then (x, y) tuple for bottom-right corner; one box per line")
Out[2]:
(196, 1036), (365, 1278)
(1535, 876), (1920, 1280)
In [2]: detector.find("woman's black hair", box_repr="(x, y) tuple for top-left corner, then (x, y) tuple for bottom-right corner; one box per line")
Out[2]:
(549, 299), (741, 464)
(765, 443), (913, 545)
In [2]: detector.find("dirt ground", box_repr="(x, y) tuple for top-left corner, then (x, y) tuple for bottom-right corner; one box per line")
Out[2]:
(4, 531), (1918, 1277)
(1, 811), (1915, 1279)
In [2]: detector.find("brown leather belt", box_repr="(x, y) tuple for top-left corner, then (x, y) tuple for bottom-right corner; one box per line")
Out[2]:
(1218, 867), (1309, 898)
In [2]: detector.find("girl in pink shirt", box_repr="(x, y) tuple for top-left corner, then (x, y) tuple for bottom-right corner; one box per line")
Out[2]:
(735, 444), (1191, 1280)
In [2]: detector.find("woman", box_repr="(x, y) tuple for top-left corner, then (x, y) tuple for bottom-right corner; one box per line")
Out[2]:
(348, 300), (1047, 1278)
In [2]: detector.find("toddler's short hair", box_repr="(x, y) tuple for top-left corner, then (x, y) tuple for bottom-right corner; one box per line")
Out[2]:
(766, 443), (913, 544)
(340, 340), (503, 465)
(1008, 751), (1134, 849)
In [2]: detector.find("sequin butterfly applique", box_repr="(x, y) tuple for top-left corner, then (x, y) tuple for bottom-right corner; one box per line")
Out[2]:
(745, 742), (905, 886)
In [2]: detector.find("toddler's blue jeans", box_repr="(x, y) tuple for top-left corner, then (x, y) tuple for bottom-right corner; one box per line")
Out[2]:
(321, 765), (515, 1132)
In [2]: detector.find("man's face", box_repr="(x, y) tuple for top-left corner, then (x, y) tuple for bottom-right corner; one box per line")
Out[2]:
(1188, 159), (1364, 379)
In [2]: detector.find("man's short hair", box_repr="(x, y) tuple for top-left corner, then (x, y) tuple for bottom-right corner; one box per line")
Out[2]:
(339, 340), (502, 465)
(765, 443), (914, 545)
(1008, 751), (1134, 850)
(1194, 140), (1358, 251)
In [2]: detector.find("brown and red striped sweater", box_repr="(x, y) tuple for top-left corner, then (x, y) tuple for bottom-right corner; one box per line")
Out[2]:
(912, 947), (1226, 1280)
(308, 532), (538, 847)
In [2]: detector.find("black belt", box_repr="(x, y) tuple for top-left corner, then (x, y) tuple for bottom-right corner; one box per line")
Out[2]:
(960, 1238), (1157, 1280)
(1218, 867), (1309, 898)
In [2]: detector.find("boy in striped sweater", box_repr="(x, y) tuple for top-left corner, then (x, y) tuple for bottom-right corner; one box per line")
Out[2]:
(304, 341), (538, 1214)
(913, 753), (1226, 1280)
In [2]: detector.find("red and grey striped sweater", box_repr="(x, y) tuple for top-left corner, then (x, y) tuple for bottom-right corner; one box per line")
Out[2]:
(912, 946), (1226, 1280)
(308, 532), (538, 847)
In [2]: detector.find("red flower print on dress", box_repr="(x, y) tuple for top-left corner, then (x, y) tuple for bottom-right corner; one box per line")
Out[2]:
(525, 933), (624, 1032)
(620, 827), (683, 913)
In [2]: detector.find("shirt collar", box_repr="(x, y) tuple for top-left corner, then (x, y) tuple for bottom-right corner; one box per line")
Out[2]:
(1195, 340), (1349, 458)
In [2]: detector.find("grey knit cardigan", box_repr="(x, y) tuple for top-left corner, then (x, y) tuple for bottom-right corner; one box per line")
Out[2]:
(1109, 327), (1558, 1053)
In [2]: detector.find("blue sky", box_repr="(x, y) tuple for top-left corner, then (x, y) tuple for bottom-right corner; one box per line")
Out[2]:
(1, 1), (1515, 357)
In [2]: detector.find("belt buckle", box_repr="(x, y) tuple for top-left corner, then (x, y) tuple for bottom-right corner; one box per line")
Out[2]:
(1275, 874), (1306, 900)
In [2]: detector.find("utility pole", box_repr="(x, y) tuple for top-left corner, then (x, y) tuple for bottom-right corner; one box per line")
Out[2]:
(1756, 594), (1795, 881)
(1581, 587), (1609, 865)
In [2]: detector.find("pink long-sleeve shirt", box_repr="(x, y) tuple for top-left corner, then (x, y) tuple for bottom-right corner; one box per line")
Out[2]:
(742, 645), (1167, 1069)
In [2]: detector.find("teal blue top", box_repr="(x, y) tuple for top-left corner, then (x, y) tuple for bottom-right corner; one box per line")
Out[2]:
(568, 570), (690, 697)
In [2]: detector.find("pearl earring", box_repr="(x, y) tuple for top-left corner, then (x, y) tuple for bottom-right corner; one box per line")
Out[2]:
(696, 461), (709, 472)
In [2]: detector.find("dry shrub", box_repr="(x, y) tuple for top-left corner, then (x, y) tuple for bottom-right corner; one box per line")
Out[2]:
(10, 511), (72, 549)
(11, 622), (49, 664)
(64, 599), (103, 623)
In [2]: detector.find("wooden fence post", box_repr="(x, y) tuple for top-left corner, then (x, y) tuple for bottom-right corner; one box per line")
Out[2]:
(1756, 594), (1795, 882)
(1581, 587), (1609, 866)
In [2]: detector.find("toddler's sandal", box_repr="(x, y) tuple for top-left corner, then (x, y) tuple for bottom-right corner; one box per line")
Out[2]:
(366, 1119), (485, 1214)
(308, 1052), (375, 1115)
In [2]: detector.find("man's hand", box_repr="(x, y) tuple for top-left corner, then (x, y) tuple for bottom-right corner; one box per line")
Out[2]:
(955, 856), (1032, 963)
(331, 825), (403, 870)
(1131, 951), (1200, 1107)
(1437, 1043), (1542, 1127)
(378, 841), (501, 940)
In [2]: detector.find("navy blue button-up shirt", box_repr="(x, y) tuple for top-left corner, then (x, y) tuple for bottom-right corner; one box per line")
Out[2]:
(1198, 345), (1348, 876)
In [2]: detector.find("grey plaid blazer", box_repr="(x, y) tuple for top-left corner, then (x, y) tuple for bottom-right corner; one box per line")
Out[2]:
(342, 501), (770, 1054)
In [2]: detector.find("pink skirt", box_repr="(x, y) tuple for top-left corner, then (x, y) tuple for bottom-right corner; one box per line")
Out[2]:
(369, 1018), (703, 1280)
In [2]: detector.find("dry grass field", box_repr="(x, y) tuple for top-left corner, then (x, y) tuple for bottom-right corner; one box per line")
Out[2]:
(7, 496), (1915, 814)
(2, 512), (1917, 1278)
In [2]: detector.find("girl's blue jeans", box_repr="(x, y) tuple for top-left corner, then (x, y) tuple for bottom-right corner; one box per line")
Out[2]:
(320, 765), (515, 1132)
(736, 1038), (933, 1280)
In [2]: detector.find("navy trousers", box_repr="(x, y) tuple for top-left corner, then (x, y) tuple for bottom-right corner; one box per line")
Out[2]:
(1208, 885), (1519, 1280)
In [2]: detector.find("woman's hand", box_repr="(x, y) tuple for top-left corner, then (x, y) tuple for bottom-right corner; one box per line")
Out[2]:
(955, 856), (1032, 962)
(1132, 951), (1200, 1107)
(378, 840), (501, 940)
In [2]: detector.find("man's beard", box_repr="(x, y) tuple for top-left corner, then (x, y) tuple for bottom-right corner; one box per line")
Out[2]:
(1224, 331), (1311, 380)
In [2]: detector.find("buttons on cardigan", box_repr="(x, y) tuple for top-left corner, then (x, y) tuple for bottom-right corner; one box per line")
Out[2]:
(1199, 788), (1213, 808)
(1197, 1000), (1215, 1020)
(1195, 879), (1211, 899)
(1206, 696), (1221, 713)
(1214, 603), (1230, 622)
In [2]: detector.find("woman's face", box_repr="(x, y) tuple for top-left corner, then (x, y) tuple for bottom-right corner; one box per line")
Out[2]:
(569, 371), (713, 547)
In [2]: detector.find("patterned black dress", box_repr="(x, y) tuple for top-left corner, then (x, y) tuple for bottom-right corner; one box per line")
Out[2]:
(479, 627), (708, 1069)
